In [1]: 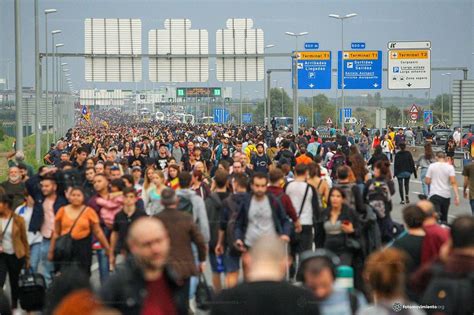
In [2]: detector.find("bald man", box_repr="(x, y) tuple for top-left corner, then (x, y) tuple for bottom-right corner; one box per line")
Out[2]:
(417, 200), (450, 265)
(211, 235), (320, 315)
(100, 217), (187, 315)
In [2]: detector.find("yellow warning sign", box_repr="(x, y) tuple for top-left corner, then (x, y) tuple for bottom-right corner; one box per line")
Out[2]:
(390, 50), (429, 59)
(342, 51), (379, 60)
(297, 51), (331, 60)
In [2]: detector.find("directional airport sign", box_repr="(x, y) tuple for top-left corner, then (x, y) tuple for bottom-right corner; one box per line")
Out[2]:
(423, 110), (433, 125)
(351, 42), (366, 49)
(304, 42), (319, 50)
(344, 117), (358, 124)
(388, 44), (431, 89)
(387, 41), (431, 49)
(242, 113), (253, 123)
(339, 108), (352, 122)
(337, 50), (382, 89)
(213, 108), (229, 123)
(297, 51), (332, 89)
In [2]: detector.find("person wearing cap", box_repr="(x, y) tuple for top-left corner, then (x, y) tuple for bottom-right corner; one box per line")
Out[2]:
(251, 143), (271, 174)
(298, 249), (366, 315)
(155, 188), (207, 311)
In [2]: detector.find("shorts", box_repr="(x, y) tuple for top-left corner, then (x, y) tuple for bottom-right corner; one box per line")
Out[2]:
(208, 250), (241, 273)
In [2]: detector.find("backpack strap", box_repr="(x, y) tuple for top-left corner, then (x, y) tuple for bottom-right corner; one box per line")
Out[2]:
(348, 290), (359, 315)
(298, 184), (310, 218)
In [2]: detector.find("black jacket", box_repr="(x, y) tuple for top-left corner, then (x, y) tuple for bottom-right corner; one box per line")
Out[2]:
(234, 193), (292, 245)
(100, 257), (187, 315)
(394, 150), (416, 177)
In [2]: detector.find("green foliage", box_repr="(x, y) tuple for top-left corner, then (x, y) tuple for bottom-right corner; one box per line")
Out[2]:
(432, 93), (452, 124)
(386, 105), (402, 126)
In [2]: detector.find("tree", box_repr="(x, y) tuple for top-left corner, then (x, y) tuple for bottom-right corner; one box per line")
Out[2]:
(374, 92), (382, 107)
(299, 94), (336, 127)
(432, 93), (451, 124)
(251, 88), (293, 124)
(386, 105), (401, 126)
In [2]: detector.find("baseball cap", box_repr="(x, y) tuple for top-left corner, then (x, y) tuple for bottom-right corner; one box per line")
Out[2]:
(132, 166), (142, 172)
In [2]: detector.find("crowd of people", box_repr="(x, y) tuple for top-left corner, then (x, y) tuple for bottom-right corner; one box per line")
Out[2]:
(0, 111), (472, 315)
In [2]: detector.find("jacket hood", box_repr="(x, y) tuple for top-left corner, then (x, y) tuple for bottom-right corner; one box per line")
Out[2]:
(176, 189), (196, 199)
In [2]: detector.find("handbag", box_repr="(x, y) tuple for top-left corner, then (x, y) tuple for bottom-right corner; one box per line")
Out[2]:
(195, 273), (214, 310)
(53, 206), (87, 262)
(18, 268), (46, 311)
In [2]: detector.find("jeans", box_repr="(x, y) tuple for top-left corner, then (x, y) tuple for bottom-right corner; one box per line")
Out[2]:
(189, 243), (199, 300)
(40, 239), (54, 285)
(420, 168), (429, 196)
(30, 242), (42, 273)
(384, 152), (391, 161)
(0, 254), (25, 309)
(429, 195), (450, 223)
(470, 200), (474, 215)
(96, 248), (109, 285)
(397, 176), (410, 201)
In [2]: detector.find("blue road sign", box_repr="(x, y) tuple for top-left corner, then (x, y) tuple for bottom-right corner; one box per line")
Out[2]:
(423, 110), (433, 125)
(213, 108), (229, 123)
(298, 116), (307, 125)
(337, 50), (382, 89)
(242, 113), (253, 124)
(351, 42), (366, 49)
(304, 42), (319, 50)
(339, 108), (352, 122)
(296, 51), (332, 90)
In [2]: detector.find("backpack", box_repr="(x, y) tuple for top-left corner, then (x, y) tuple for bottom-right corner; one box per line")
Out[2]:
(420, 264), (474, 314)
(328, 154), (346, 179)
(178, 195), (194, 214)
(278, 150), (293, 167)
(366, 180), (391, 218)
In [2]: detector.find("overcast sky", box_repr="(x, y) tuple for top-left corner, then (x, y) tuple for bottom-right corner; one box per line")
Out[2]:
(1, 0), (473, 100)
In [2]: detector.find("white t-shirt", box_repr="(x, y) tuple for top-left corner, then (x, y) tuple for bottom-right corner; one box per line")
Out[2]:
(285, 181), (314, 225)
(1, 216), (14, 254)
(15, 204), (43, 245)
(426, 162), (455, 199)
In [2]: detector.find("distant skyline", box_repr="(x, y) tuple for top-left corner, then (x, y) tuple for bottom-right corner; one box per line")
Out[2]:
(1, 0), (473, 99)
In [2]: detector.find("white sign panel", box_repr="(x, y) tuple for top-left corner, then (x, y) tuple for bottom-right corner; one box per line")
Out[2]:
(216, 18), (265, 82)
(149, 19), (209, 83)
(388, 49), (431, 89)
(387, 41), (431, 49)
(85, 18), (142, 82)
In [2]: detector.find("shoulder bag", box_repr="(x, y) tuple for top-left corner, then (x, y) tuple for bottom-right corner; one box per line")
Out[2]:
(53, 206), (87, 262)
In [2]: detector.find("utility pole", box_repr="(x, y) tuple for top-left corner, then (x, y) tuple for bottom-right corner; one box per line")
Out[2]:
(35, 0), (41, 161)
(14, 0), (23, 151)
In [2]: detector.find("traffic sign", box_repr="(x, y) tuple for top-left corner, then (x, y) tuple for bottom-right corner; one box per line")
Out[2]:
(339, 108), (352, 122)
(298, 116), (307, 124)
(351, 42), (366, 49)
(213, 108), (229, 123)
(337, 51), (382, 89)
(344, 117), (358, 124)
(410, 113), (418, 121)
(242, 113), (253, 124)
(326, 117), (333, 125)
(296, 51), (332, 90)
(409, 104), (419, 113)
(387, 41), (431, 49)
(304, 42), (319, 50)
(423, 110), (433, 125)
(388, 41), (431, 89)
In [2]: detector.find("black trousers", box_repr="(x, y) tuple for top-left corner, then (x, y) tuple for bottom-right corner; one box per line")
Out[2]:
(397, 177), (410, 201)
(290, 225), (313, 278)
(429, 195), (450, 223)
(0, 253), (25, 309)
(176, 278), (190, 311)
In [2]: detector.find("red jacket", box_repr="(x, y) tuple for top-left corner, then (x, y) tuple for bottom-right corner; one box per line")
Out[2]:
(267, 186), (297, 222)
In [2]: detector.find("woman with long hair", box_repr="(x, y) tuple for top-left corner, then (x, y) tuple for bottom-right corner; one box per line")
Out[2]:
(48, 187), (110, 276)
(348, 145), (369, 189)
(141, 167), (156, 210)
(394, 143), (417, 204)
(359, 248), (422, 315)
(367, 145), (389, 171)
(320, 187), (360, 266)
(0, 194), (29, 309)
(120, 141), (133, 158)
(416, 143), (435, 196)
(307, 162), (330, 208)
(167, 164), (181, 190)
(145, 170), (166, 215)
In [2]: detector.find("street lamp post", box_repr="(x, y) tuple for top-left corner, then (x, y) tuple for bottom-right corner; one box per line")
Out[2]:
(44, 10), (57, 148)
(285, 31), (308, 132)
(50, 30), (61, 144)
(280, 87), (284, 117)
(54, 43), (64, 140)
(329, 13), (357, 133)
(207, 68), (214, 118)
(264, 44), (275, 127)
(442, 73), (452, 125)
(14, 0), (23, 151)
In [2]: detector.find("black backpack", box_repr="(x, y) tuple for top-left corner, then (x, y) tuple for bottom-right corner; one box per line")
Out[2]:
(334, 183), (357, 210)
(366, 180), (392, 219)
(420, 264), (474, 314)
(178, 195), (193, 214)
